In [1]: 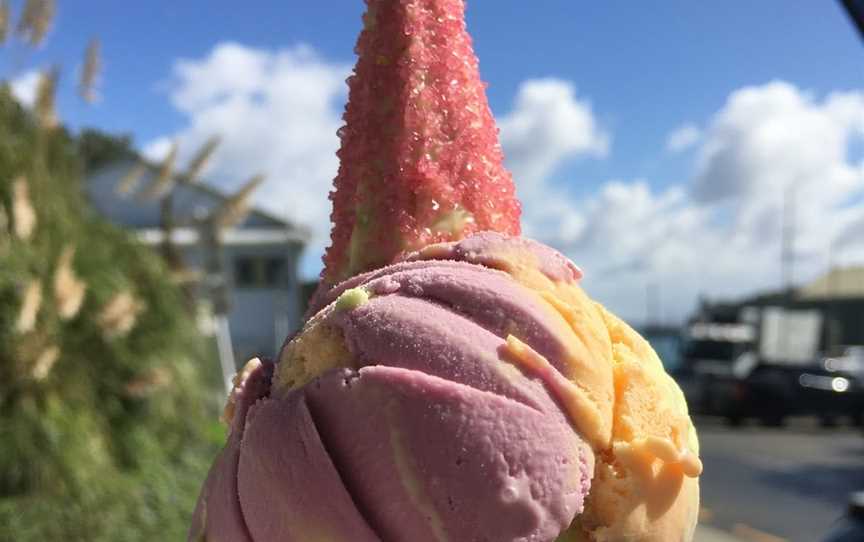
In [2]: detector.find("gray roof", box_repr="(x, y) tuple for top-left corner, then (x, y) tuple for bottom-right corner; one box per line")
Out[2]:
(86, 158), (309, 243)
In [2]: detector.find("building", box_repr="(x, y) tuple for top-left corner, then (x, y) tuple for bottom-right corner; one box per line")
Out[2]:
(797, 266), (864, 301)
(86, 158), (309, 366)
(694, 266), (864, 351)
(795, 266), (864, 348)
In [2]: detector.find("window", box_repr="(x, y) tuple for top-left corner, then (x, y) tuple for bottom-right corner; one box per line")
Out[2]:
(234, 258), (257, 287)
(264, 257), (285, 286)
(234, 256), (286, 288)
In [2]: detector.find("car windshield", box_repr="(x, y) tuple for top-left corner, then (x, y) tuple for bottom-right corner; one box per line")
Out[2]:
(683, 339), (743, 362)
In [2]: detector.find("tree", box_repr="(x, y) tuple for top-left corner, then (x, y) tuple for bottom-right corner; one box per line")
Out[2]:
(77, 128), (137, 173)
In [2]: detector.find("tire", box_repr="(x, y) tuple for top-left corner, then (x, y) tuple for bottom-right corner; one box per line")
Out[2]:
(725, 415), (743, 427)
(760, 414), (786, 427)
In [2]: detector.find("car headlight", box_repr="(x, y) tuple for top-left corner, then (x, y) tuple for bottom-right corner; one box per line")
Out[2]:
(832, 377), (850, 393)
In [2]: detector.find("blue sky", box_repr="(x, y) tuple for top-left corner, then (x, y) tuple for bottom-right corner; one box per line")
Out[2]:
(35, 1), (864, 169)
(9, 1), (864, 322)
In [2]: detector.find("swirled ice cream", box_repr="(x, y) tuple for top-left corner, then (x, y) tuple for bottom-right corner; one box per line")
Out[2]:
(190, 0), (701, 539)
(190, 234), (700, 542)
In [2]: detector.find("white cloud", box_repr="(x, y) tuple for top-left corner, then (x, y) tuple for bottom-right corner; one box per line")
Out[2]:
(666, 123), (701, 152)
(834, 208), (864, 251)
(498, 78), (609, 246)
(143, 42), (351, 276)
(146, 46), (864, 324)
(149, 56), (609, 280)
(692, 81), (864, 256)
(142, 137), (173, 162)
(11, 70), (41, 108)
(551, 81), (864, 323)
(694, 82), (863, 207)
(555, 181), (720, 323)
(499, 78), (609, 188)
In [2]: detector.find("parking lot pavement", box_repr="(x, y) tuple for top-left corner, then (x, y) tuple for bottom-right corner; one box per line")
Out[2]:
(696, 524), (745, 541)
(696, 416), (863, 542)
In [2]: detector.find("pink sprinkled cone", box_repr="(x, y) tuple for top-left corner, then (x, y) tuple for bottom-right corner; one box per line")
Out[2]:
(322, 0), (521, 284)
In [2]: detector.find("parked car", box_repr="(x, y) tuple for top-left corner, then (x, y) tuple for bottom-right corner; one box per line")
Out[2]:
(722, 347), (864, 427)
(797, 346), (864, 426)
(678, 347), (864, 427)
(822, 491), (864, 541)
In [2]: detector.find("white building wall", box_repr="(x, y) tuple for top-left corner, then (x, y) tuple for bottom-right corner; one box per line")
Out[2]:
(223, 243), (304, 365)
(86, 159), (309, 370)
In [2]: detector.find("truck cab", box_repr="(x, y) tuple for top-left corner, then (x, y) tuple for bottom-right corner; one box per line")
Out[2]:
(679, 321), (757, 423)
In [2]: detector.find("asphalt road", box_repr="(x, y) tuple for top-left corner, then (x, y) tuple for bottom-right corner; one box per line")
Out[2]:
(696, 416), (864, 542)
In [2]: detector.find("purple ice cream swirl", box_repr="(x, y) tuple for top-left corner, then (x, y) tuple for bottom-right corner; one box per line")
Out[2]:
(190, 234), (597, 542)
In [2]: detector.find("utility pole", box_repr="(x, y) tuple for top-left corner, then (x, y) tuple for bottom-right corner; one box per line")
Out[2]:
(646, 281), (659, 328)
(781, 186), (796, 296)
(827, 233), (835, 297)
(826, 232), (842, 351)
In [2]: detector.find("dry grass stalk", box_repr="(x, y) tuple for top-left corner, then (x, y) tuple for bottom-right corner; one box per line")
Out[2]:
(115, 162), (147, 196)
(31, 344), (60, 380)
(183, 136), (221, 184)
(124, 367), (172, 398)
(16, 279), (42, 333)
(139, 142), (177, 200)
(0, 0), (10, 44)
(12, 176), (36, 240)
(221, 358), (262, 426)
(35, 66), (59, 128)
(0, 204), (9, 248)
(98, 290), (144, 339)
(214, 173), (265, 229)
(54, 245), (86, 320)
(170, 267), (203, 285)
(16, 0), (55, 47)
(79, 38), (101, 103)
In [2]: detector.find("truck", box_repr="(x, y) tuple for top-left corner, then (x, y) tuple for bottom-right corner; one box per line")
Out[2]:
(677, 305), (844, 425)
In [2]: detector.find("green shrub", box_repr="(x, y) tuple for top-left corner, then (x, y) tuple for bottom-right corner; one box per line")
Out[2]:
(0, 87), (222, 541)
